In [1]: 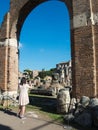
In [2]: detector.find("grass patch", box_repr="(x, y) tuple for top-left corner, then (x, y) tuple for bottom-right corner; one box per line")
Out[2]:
(27, 104), (64, 123)
(29, 94), (64, 123)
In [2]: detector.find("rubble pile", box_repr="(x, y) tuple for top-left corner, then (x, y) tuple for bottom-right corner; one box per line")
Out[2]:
(63, 96), (98, 128)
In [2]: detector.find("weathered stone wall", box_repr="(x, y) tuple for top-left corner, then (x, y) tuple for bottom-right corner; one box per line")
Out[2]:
(95, 25), (98, 96)
(0, 44), (8, 91)
(0, 13), (9, 39)
(0, 13), (10, 91)
(0, 12), (18, 92)
(90, 0), (98, 97)
(91, 0), (98, 97)
(72, 26), (95, 97)
(0, 39), (18, 92)
(71, 0), (98, 98)
(7, 39), (18, 91)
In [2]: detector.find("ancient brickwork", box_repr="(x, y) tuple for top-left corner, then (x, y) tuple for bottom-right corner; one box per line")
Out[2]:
(73, 0), (90, 14)
(90, 0), (98, 97)
(0, 0), (98, 98)
(94, 25), (98, 95)
(0, 13), (9, 39)
(0, 45), (8, 90)
(7, 44), (18, 91)
(72, 26), (95, 97)
(71, 0), (98, 98)
(91, 0), (98, 13)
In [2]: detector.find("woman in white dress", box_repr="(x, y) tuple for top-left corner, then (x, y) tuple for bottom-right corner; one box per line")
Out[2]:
(18, 77), (31, 119)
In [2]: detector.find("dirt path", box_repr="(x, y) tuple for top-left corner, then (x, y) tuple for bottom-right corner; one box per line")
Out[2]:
(0, 108), (65, 130)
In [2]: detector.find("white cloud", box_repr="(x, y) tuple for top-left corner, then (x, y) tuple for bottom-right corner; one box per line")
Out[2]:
(18, 42), (23, 49)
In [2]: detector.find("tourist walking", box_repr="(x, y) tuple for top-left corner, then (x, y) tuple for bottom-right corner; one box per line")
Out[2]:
(18, 77), (32, 119)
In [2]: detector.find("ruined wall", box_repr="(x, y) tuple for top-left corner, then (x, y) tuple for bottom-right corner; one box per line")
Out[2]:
(0, 11), (18, 92)
(0, 44), (8, 91)
(71, 0), (98, 98)
(0, 0), (98, 98)
(91, 0), (98, 97)
(0, 13), (10, 91)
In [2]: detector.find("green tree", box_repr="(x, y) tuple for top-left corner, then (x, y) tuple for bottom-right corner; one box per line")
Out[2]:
(23, 69), (33, 80)
(38, 68), (56, 79)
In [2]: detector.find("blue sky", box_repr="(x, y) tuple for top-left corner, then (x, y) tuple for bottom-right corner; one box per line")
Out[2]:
(0, 0), (71, 72)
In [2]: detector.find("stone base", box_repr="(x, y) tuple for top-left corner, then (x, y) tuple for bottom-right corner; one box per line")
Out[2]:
(0, 91), (18, 107)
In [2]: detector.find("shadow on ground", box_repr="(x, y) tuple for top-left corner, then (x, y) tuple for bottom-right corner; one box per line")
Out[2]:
(0, 124), (13, 130)
(29, 95), (57, 114)
(0, 107), (17, 117)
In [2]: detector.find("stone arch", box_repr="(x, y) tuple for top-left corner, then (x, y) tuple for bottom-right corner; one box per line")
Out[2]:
(0, 0), (98, 98)
(9, 0), (72, 40)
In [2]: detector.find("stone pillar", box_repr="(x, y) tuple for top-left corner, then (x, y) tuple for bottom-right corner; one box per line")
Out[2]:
(0, 12), (18, 96)
(89, 0), (98, 97)
(0, 39), (18, 95)
(71, 0), (97, 98)
(7, 38), (19, 92)
(0, 40), (8, 91)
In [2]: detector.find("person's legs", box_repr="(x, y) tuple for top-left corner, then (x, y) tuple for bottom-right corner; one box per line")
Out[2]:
(20, 105), (26, 118)
(22, 105), (26, 116)
(17, 105), (21, 116)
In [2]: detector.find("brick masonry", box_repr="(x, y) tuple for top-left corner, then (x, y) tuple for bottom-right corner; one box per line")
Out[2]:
(0, 0), (98, 98)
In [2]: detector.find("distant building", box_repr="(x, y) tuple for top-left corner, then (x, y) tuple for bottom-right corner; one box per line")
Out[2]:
(32, 70), (39, 79)
(56, 60), (72, 86)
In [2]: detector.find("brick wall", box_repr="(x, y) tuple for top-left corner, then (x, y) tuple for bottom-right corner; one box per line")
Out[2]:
(0, 45), (8, 90)
(72, 26), (95, 97)
(94, 25), (98, 96)
(7, 45), (18, 91)
(91, 0), (98, 97)
(71, 0), (98, 98)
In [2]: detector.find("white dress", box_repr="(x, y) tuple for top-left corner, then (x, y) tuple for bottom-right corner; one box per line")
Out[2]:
(19, 84), (30, 106)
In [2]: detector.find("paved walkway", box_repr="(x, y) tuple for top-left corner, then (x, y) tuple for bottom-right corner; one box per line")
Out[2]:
(0, 108), (66, 130)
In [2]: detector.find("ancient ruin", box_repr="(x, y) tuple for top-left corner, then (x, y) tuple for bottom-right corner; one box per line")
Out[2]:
(0, 0), (98, 98)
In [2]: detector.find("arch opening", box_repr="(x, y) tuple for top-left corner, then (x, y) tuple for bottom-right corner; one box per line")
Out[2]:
(19, 0), (72, 87)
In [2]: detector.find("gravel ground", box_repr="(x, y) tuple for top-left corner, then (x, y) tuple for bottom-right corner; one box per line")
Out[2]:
(0, 108), (65, 130)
